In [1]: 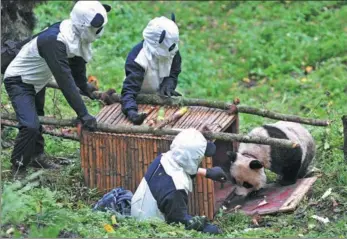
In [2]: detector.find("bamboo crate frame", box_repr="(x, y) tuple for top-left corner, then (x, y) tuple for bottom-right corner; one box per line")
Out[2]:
(80, 104), (239, 219)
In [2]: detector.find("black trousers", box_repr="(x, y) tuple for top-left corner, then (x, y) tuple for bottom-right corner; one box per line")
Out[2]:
(4, 76), (46, 167)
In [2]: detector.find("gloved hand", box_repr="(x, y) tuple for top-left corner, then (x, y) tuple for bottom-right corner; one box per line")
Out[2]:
(186, 216), (207, 231)
(81, 83), (98, 100)
(205, 167), (227, 182)
(127, 110), (147, 125)
(159, 78), (182, 97)
(202, 224), (222, 234)
(79, 114), (97, 131)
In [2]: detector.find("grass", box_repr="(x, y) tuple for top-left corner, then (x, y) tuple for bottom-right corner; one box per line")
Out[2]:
(1, 1), (347, 238)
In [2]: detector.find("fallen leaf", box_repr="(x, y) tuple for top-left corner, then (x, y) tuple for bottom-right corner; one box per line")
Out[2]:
(88, 75), (100, 90)
(104, 224), (115, 233)
(311, 215), (330, 224)
(323, 141), (330, 150)
(243, 77), (250, 83)
(300, 77), (308, 83)
(331, 198), (338, 208)
(111, 215), (117, 225)
(252, 214), (261, 226)
(308, 223), (316, 229)
(321, 188), (332, 200)
(256, 198), (268, 207)
(305, 66), (313, 74)
(6, 227), (14, 235)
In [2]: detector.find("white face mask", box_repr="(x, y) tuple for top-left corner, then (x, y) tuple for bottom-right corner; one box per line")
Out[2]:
(80, 25), (105, 43)
(156, 42), (178, 58)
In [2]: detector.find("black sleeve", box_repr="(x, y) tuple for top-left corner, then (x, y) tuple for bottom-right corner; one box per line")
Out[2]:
(38, 39), (88, 118)
(159, 189), (221, 234)
(120, 54), (145, 115)
(158, 189), (193, 225)
(162, 51), (182, 89)
(69, 56), (89, 93)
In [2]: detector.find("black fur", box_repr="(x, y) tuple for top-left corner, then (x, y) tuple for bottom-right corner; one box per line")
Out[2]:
(227, 151), (237, 162)
(263, 125), (302, 185)
(249, 160), (263, 169)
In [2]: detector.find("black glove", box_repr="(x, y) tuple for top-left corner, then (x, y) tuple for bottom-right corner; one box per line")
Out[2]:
(127, 110), (147, 125)
(80, 114), (97, 131)
(81, 83), (98, 100)
(186, 216), (207, 231)
(159, 78), (182, 97)
(205, 167), (227, 182)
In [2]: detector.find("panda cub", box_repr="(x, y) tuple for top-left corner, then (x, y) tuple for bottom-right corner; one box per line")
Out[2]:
(227, 121), (316, 196)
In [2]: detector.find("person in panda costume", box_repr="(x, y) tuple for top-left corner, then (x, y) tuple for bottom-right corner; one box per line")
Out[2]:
(121, 15), (182, 125)
(3, 1), (111, 171)
(131, 128), (227, 234)
(226, 121), (316, 196)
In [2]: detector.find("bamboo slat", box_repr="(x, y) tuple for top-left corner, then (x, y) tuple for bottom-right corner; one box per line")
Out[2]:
(116, 136), (121, 187)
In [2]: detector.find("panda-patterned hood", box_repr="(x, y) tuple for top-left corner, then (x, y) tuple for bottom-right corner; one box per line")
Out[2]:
(142, 16), (179, 78)
(160, 128), (207, 193)
(58, 1), (110, 62)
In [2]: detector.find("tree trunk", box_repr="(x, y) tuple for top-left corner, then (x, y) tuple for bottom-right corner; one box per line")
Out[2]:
(1, 0), (44, 44)
(46, 82), (329, 126)
(342, 115), (347, 161)
(1, 113), (298, 148)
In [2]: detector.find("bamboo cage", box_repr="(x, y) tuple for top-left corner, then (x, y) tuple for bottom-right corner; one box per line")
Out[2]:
(80, 103), (239, 219)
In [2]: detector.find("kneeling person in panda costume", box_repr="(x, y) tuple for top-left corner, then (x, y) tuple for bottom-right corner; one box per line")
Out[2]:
(131, 128), (227, 234)
(227, 121), (316, 196)
(121, 15), (182, 125)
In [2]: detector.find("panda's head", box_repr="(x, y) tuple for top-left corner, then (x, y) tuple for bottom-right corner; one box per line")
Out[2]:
(227, 151), (267, 196)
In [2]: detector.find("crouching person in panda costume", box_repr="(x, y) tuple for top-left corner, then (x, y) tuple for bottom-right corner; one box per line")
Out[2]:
(3, 1), (111, 171)
(121, 15), (182, 125)
(227, 121), (316, 196)
(131, 128), (226, 234)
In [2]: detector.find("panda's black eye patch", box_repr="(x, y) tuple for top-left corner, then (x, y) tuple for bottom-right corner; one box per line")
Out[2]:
(96, 27), (103, 35)
(243, 182), (253, 189)
(169, 43), (176, 52)
(90, 13), (104, 28)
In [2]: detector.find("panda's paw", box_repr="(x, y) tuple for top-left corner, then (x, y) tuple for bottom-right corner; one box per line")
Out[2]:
(278, 179), (296, 186)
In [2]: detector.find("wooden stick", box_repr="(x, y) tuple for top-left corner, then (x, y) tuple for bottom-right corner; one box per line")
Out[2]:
(342, 115), (347, 161)
(1, 119), (79, 141)
(45, 82), (329, 126)
(235, 106), (329, 126)
(1, 113), (298, 148)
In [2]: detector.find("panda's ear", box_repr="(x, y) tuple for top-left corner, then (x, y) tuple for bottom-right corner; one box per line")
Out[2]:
(249, 160), (263, 169)
(171, 12), (176, 22)
(226, 151), (237, 163)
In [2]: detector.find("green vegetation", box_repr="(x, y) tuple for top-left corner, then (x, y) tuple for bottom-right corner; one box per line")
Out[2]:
(1, 1), (347, 238)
